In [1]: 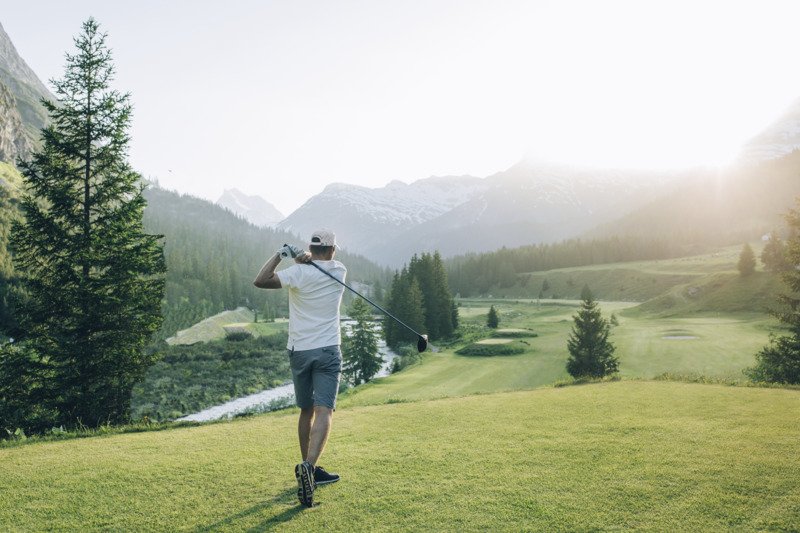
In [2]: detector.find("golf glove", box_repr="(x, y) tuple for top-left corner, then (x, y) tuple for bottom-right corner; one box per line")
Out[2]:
(278, 244), (304, 258)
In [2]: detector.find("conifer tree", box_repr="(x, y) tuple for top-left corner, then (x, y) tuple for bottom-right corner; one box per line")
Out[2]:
(748, 206), (800, 383)
(6, 19), (166, 428)
(566, 289), (618, 378)
(383, 268), (426, 350)
(342, 298), (382, 385)
(486, 305), (499, 328)
(761, 232), (788, 273)
(737, 243), (756, 276)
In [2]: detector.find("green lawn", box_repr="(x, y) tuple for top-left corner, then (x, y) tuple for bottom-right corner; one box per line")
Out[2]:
(166, 307), (287, 345)
(2, 382), (798, 531)
(342, 300), (777, 407)
(489, 243), (772, 301)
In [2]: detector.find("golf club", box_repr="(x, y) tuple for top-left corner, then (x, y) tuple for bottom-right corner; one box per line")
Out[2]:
(280, 245), (429, 352)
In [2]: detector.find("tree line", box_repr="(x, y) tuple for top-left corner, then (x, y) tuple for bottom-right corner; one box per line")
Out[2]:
(384, 252), (458, 350)
(446, 236), (691, 297)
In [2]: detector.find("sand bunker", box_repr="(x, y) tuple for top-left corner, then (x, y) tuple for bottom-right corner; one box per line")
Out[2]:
(476, 338), (514, 345)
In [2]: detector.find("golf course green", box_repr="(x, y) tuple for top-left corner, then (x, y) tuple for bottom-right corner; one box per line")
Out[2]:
(1, 382), (798, 531)
(4, 247), (799, 531)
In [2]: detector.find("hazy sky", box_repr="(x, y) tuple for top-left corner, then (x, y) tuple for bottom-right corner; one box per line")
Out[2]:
(4, 1), (800, 214)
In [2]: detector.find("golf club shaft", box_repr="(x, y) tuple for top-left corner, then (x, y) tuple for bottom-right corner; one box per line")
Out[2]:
(307, 260), (426, 340)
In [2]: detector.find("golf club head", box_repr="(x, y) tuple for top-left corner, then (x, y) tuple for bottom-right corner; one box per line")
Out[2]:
(417, 334), (428, 353)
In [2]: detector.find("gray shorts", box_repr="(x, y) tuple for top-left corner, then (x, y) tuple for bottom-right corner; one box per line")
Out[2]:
(288, 345), (342, 410)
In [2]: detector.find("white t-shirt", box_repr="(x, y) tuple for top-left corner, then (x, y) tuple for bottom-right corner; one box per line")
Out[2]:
(278, 260), (347, 351)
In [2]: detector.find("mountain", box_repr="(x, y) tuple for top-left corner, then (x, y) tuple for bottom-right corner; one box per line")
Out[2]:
(590, 149), (800, 247)
(280, 163), (679, 266)
(373, 160), (680, 264)
(739, 97), (800, 163)
(278, 175), (488, 256)
(0, 21), (53, 163)
(0, 82), (33, 162)
(216, 188), (284, 227)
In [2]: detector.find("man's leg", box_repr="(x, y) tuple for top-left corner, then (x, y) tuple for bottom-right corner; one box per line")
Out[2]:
(298, 407), (314, 461)
(306, 405), (333, 466)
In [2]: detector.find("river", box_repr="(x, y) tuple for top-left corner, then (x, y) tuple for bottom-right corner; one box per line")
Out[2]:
(177, 320), (396, 422)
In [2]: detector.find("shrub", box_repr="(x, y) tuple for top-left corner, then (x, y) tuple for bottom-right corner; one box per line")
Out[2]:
(225, 331), (254, 342)
(746, 335), (800, 384)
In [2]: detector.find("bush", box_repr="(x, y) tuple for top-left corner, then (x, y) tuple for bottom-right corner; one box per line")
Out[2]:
(746, 334), (800, 384)
(224, 331), (254, 342)
(390, 344), (422, 373)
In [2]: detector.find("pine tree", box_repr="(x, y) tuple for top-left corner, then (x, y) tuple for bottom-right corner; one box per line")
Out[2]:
(383, 268), (426, 350)
(738, 243), (756, 276)
(566, 290), (618, 378)
(748, 206), (800, 383)
(342, 298), (382, 385)
(761, 232), (788, 273)
(431, 252), (456, 338)
(7, 19), (166, 428)
(486, 305), (499, 328)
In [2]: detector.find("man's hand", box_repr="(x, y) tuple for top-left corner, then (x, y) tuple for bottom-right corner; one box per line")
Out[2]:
(295, 251), (312, 264)
(278, 244), (305, 259)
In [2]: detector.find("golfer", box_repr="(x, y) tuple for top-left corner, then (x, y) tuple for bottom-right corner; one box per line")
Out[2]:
(253, 229), (345, 507)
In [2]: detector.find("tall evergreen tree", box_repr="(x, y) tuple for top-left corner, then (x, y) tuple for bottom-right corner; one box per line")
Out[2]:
(383, 268), (426, 350)
(737, 243), (756, 277)
(566, 289), (618, 378)
(342, 298), (382, 385)
(748, 206), (800, 384)
(431, 252), (456, 338)
(6, 19), (166, 428)
(405, 251), (456, 341)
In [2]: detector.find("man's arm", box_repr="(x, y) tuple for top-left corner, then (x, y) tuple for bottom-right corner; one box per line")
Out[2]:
(253, 252), (283, 289)
(253, 250), (313, 289)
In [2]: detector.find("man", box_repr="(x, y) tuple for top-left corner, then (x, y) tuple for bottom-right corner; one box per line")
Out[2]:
(253, 229), (345, 508)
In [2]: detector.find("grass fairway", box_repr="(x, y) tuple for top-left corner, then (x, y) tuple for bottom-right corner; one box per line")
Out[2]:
(342, 300), (775, 407)
(2, 382), (798, 531)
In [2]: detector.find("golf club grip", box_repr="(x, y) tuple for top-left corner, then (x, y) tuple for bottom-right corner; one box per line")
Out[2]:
(307, 261), (425, 340)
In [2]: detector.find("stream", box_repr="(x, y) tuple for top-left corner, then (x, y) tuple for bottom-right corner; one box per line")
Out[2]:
(177, 320), (396, 422)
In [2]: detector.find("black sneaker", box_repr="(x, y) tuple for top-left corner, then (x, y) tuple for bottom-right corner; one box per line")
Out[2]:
(294, 461), (315, 507)
(314, 466), (340, 485)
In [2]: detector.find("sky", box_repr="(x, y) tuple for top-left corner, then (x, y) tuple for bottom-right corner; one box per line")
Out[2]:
(3, 0), (800, 214)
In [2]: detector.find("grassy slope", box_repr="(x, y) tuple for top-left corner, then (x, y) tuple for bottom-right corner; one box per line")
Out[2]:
(342, 299), (775, 407)
(166, 307), (288, 345)
(0, 161), (23, 193)
(2, 382), (798, 531)
(499, 244), (764, 301)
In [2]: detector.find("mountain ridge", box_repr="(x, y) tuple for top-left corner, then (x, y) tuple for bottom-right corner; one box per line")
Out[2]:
(0, 20), (54, 163)
(216, 187), (284, 228)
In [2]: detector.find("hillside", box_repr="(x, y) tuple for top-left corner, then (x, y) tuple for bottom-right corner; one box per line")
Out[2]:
(0, 21), (53, 162)
(142, 184), (389, 339)
(592, 150), (800, 247)
(740, 96), (800, 162)
(0, 162), (22, 335)
(2, 381), (798, 531)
